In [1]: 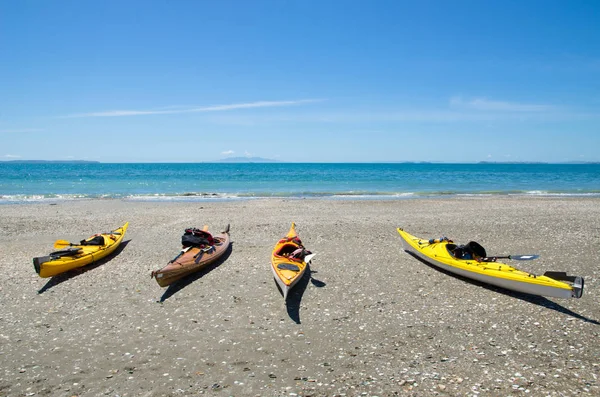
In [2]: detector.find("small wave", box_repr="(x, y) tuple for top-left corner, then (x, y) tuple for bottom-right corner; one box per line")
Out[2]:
(0, 194), (95, 204)
(520, 191), (600, 197)
(124, 192), (244, 202)
(524, 190), (549, 195)
(2, 190), (600, 204)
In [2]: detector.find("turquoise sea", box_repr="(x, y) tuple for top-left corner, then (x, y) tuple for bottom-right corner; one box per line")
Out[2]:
(1, 162), (599, 204)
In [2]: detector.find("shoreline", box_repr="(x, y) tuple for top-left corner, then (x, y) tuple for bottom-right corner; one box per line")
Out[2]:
(2, 191), (600, 205)
(0, 197), (598, 396)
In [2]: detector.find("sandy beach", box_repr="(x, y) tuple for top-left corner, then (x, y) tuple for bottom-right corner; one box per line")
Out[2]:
(0, 197), (598, 396)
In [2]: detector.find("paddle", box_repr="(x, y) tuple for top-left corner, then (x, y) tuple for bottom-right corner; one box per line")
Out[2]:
(482, 254), (539, 261)
(53, 228), (123, 249)
(53, 240), (73, 249)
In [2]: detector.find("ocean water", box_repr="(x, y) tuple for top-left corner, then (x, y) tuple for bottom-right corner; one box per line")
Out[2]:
(1, 162), (599, 203)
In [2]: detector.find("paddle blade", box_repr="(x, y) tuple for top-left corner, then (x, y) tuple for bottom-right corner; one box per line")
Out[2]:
(304, 253), (316, 264)
(510, 254), (539, 261)
(53, 240), (72, 249)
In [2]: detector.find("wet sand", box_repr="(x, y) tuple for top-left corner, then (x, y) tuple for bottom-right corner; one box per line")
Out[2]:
(0, 197), (598, 396)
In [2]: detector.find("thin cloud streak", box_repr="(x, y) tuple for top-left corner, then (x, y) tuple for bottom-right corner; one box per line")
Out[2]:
(450, 96), (553, 112)
(0, 128), (44, 133)
(203, 109), (596, 124)
(62, 99), (325, 118)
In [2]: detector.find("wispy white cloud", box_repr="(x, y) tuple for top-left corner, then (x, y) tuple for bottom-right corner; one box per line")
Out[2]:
(221, 150), (234, 155)
(2, 154), (21, 158)
(450, 96), (553, 112)
(62, 99), (325, 118)
(200, 105), (599, 125)
(0, 128), (44, 133)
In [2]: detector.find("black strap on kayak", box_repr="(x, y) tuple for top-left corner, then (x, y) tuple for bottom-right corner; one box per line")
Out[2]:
(169, 251), (184, 264)
(428, 237), (450, 244)
(49, 247), (84, 257)
(169, 247), (191, 264)
(193, 246), (214, 263)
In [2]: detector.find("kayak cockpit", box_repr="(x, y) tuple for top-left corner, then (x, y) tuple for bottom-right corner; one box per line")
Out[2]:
(446, 241), (487, 261)
(275, 243), (308, 261)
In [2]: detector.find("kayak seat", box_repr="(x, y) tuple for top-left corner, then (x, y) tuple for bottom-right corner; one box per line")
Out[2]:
(448, 241), (487, 260)
(467, 241), (487, 258)
(80, 235), (106, 246)
(446, 243), (458, 257)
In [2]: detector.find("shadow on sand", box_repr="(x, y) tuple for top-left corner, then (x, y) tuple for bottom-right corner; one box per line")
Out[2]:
(38, 240), (132, 294)
(406, 251), (599, 325)
(278, 263), (326, 324)
(158, 243), (233, 302)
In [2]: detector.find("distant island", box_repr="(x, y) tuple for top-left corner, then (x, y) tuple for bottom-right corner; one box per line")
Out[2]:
(3, 160), (100, 164)
(478, 161), (548, 164)
(478, 161), (600, 165)
(217, 157), (279, 163)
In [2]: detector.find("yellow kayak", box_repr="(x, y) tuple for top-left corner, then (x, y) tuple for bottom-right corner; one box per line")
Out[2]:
(271, 223), (315, 300)
(397, 228), (583, 299)
(33, 222), (129, 278)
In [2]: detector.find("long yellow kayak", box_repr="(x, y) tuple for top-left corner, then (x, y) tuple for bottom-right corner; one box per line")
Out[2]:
(271, 223), (315, 300)
(33, 222), (129, 278)
(397, 228), (584, 299)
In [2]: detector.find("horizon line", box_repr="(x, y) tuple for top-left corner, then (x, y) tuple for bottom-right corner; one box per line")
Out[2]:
(2, 160), (599, 165)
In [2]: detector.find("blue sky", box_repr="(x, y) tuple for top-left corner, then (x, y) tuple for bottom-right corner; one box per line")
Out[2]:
(1, 0), (599, 163)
